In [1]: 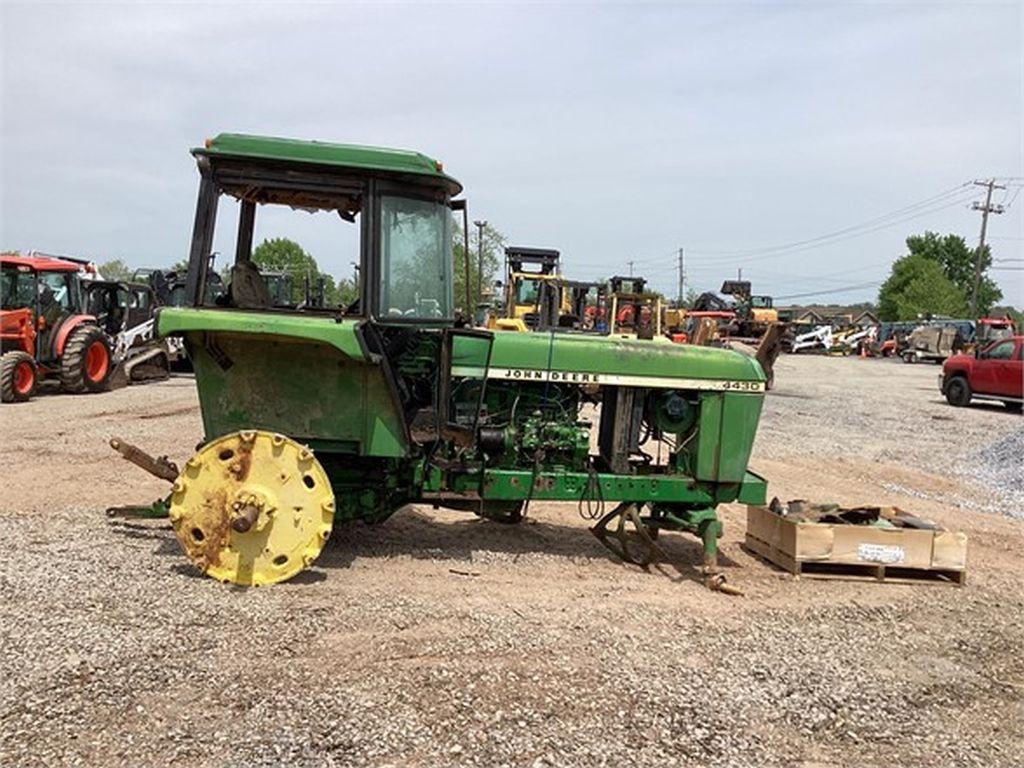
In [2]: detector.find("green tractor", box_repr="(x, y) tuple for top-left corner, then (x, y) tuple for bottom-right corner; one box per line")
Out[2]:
(119, 133), (768, 587)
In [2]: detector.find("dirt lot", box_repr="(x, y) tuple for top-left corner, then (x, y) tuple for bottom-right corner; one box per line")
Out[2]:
(2, 355), (1022, 768)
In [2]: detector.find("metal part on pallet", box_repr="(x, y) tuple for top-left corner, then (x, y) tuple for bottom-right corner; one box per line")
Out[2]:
(168, 430), (335, 586)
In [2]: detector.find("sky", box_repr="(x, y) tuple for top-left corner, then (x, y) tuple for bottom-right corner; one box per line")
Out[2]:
(2, 2), (1022, 308)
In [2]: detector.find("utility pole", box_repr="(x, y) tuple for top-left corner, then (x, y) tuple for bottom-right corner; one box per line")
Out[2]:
(738, 267), (743, 281)
(628, 260), (635, 277)
(473, 219), (487, 304)
(676, 247), (684, 305)
(969, 179), (1005, 316)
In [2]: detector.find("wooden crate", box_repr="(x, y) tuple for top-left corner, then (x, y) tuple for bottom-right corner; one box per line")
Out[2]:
(744, 504), (968, 585)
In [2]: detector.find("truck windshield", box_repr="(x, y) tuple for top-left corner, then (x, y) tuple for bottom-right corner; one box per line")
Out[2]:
(378, 195), (452, 319)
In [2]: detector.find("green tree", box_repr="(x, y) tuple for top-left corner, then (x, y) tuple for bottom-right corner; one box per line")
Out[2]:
(904, 231), (1002, 315)
(452, 222), (506, 316)
(99, 258), (132, 281)
(877, 253), (969, 321)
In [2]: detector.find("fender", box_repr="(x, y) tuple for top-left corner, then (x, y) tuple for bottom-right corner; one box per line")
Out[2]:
(0, 308), (36, 354)
(52, 314), (98, 357)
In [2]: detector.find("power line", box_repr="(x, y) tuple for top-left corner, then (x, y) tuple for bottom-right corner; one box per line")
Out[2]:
(687, 193), (978, 265)
(774, 281), (882, 301)
(686, 183), (973, 259)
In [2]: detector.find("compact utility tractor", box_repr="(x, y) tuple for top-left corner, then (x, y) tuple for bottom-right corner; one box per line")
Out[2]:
(113, 134), (768, 588)
(1, 253), (113, 401)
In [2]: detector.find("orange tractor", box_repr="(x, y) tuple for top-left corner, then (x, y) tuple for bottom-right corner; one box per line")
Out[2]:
(1, 253), (113, 402)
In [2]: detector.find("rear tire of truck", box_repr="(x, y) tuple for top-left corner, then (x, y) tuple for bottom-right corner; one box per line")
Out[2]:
(1, 351), (38, 402)
(944, 377), (971, 407)
(1005, 402), (1023, 414)
(60, 325), (113, 393)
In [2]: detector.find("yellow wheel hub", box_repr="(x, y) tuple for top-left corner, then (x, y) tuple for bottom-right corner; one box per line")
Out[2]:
(169, 430), (335, 585)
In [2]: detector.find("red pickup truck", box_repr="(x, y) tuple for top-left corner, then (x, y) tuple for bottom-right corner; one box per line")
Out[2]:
(940, 335), (1023, 412)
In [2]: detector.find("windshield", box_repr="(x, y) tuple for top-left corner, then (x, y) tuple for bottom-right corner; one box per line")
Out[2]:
(515, 277), (540, 305)
(378, 195), (452, 319)
(2, 265), (35, 310)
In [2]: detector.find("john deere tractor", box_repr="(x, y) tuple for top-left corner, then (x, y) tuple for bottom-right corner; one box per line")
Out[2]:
(118, 134), (767, 587)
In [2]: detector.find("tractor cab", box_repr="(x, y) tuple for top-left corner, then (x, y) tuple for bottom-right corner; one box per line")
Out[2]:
(137, 262), (225, 308)
(85, 281), (154, 337)
(260, 271), (295, 308)
(179, 134), (459, 324)
(2, 254), (84, 359)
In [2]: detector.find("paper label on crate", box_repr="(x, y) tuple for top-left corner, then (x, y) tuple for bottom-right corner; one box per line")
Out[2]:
(857, 543), (905, 564)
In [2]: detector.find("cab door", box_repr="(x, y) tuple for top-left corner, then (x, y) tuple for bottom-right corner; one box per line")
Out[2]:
(1006, 341), (1024, 398)
(125, 287), (153, 330)
(974, 339), (1020, 397)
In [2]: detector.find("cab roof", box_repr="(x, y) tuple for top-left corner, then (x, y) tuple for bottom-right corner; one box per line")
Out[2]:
(193, 133), (462, 195)
(1, 252), (82, 272)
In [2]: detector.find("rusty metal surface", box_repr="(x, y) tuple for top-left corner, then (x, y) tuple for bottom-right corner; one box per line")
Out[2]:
(109, 437), (179, 483)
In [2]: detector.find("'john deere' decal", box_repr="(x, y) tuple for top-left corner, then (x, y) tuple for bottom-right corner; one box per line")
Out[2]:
(449, 366), (766, 392)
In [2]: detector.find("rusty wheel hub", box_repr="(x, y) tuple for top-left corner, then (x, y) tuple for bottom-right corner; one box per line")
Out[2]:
(169, 430), (335, 585)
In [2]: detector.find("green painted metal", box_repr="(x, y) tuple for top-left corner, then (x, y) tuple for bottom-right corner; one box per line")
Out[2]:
(175, 326), (407, 457)
(156, 308), (366, 359)
(449, 468), (715, 504)
(694, 392), (763, 483)
(195, 133), (462, 194)
(649, 507), (723, 561)
(433, 467), (766, 506)
(108, 496), (171, 519)
(452, 331), (765, 384)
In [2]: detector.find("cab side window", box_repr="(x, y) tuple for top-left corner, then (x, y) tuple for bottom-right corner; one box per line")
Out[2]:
(40, 272), (72, 308)
(986, 340), (1015, 361)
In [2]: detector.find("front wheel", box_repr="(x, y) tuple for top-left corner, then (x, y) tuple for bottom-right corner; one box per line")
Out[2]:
(944, 377), (971, 407)
(1005, 401), (1023, 414)
(0, 351), (38, 402)
(60, 324), (112, 393)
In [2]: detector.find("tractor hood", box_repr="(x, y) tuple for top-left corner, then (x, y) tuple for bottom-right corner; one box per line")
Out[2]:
(452, 329), (766, 390)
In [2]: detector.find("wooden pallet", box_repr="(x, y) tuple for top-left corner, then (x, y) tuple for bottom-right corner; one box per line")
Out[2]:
(744, 505), (968, 586)
(743, 531), (967, 585)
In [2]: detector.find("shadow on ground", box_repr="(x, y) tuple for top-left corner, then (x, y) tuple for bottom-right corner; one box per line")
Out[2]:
(108, 504), (739, 587)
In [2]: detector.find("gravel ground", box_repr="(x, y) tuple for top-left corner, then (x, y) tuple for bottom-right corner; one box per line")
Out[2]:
(1, 357), (1022, 767)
